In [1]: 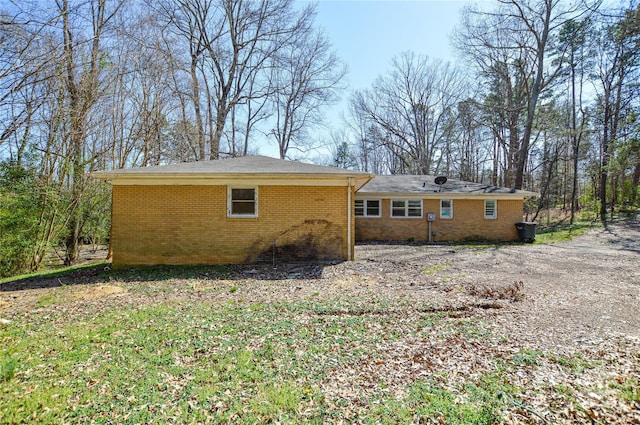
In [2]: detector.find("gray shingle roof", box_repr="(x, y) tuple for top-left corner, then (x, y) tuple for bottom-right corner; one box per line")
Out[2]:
(92, 157), (537, 197)
(92, 155), (373, 178)
(358, 175), (537, 196)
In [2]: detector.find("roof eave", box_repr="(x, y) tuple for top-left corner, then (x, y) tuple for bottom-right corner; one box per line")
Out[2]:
(90, 171), (374, 186)
(355, 191), (537, 199)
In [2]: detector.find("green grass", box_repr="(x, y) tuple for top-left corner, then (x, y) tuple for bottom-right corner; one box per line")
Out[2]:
(2, 300), (395, 423)
(0, 354), (17, 382)
(422, 264), (448, 275)
(0, 269), (635, 423)
(511, 349), (544, 366)
(610, 378), (640, 403)
(368, 375), (515, 425)
(0, 262), (234, 286)
(548, 352), (599, 374)
(110, 264), (231, 282)
(0, 261), (111, 285)
(35, 287), (69, 308)
(0, 296), (516, 424)
(534, 219), (601, 244)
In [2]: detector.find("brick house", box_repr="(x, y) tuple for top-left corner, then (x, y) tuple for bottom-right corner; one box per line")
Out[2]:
(91, 156), (373, 268)
(355, 175), (537, 243)
(92, 156), (535, 267)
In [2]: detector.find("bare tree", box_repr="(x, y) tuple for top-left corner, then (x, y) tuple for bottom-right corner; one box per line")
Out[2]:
(592, 3), (640, 221)
(269, 10), (347, 159)
(345, 101), (388, 174)
(558, 18), (591, 223)
(0, 4), (57, 163)
(452, 98), (494, 182)
(0, 0), (127, 268)
(155, 0), (305, 159)
(58, 0), (126, 265)
(351, 52), (465, 175)
(454, 0), (592, 189)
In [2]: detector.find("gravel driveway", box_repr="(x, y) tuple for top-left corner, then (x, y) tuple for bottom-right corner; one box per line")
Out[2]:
(348, 219), (640, 351)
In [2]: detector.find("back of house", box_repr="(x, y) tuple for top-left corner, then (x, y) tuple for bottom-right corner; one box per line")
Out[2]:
(354, 175), (536, 243)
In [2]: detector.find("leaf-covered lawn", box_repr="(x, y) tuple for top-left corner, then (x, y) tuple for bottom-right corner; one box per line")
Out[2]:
(1, 292), (505, 424)
(2, 230), (640, 424)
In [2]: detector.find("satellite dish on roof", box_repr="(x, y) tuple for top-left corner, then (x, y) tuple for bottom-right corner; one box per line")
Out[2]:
(434, 176), (448, 185)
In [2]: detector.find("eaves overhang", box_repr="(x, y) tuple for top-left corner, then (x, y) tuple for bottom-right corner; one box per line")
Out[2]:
(90, 171), (374, 190)
(354, 190), (538, 200)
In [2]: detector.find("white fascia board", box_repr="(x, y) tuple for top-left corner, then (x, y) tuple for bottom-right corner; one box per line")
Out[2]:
(354, 192), (532, 200)
(100, 175), (361, 187)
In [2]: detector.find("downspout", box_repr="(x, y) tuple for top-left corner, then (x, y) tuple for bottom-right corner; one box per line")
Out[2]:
(347, 178), (352, 260)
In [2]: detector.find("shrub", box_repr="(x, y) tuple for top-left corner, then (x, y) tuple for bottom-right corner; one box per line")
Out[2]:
(0, 163), (40, 277)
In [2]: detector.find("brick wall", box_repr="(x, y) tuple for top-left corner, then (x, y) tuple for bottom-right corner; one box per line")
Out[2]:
(111, 185), (352, 267)
(355, 198), (524, 242)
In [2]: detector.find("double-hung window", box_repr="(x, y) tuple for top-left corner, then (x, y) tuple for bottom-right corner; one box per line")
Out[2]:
(484, 199), (497, 219)
(355, 199), (381, 217)
(391, 199), (422, 218)
(440, 199), (453, 219)
(228, 187), (257, 218)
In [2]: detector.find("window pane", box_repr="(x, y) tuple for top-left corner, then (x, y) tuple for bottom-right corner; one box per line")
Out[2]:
(232, 201), (255, 215)
(232, 188), (255, 201)
(355, 200), (364, 216)
(485, 200), (496, 218)
(408, 200), (422, 217)
(441, 199), (452, 218)
(392, 208), (405, 217)
(366, 200), (380, 216)
(391, 200), (406, 217)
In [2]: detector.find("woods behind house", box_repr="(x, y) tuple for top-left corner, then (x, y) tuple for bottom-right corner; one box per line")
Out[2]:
(0, 0), (639, 277)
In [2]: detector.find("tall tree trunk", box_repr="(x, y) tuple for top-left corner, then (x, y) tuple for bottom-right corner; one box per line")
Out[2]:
(569, 49), (582, 224)
(514, 1), (551, 190)
(631, 160), (640, 206)
(190, 55), (206, 160)
(600, 102), (610, 223)
(62, 0), (106, 265)
(62, 0), (82, 266)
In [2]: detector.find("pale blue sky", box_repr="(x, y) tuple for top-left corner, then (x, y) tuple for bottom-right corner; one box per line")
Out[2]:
(311, 0), (468, 91)
(286, 0), (473, 160)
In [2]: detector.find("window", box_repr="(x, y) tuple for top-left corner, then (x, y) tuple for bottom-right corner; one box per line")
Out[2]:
(440, 199), (453, 219)
(391, 199), (423, 218)
(355, 199), (381, 217)
(484, 199), (497, 219)
(228, 187), (257, 217)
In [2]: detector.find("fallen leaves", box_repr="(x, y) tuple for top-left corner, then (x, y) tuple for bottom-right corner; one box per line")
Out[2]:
(2, 223), (640, 423)
(73, 284), (125, 300)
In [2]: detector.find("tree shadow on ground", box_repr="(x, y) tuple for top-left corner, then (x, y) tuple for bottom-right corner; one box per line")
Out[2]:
(0, 261), (333, 292)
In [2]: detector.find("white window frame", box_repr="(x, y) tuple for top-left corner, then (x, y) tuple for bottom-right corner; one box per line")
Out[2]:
(484, 199), (497, 219)
(227, 186), (258, 218)
(355, 199), (381, 218)
(391, 199), (423, 218)
(440, 199), (453, 219)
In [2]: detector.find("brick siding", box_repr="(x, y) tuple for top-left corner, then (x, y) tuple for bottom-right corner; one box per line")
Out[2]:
(111, 185), (352, 267)
(355, 198), (523, 242)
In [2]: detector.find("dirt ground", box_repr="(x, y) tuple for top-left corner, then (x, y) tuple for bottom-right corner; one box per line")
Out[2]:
(346, 219), (640, 352)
